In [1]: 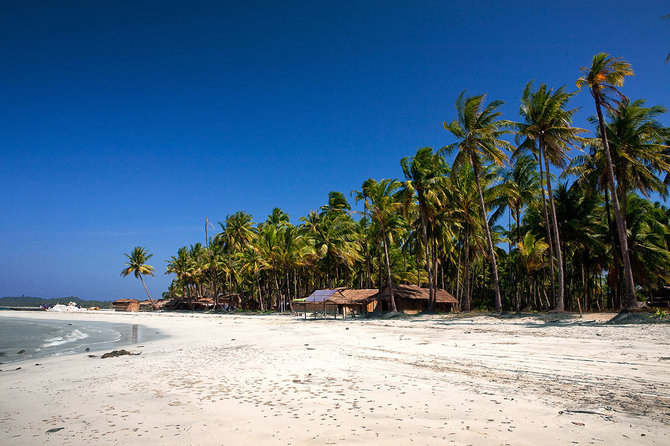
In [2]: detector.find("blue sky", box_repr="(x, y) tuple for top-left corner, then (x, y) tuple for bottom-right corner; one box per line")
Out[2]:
(1, 1), (668, 300)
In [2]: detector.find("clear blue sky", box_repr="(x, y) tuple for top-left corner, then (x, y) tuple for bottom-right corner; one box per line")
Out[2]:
(1, 1), (668, 300)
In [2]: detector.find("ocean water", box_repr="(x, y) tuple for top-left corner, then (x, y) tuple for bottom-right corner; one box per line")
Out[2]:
(0, 316), (165, 364)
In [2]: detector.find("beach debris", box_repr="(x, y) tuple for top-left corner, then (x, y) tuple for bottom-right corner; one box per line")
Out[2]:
(572, 422), (585, 426)
(101, 349), (139, 359)
(88, 355), (97, 358)
(15, 367), (21, 370)
(658, 357), (670, 361)
(46, 427), (65, 433)
(17, 349), (25, 354)
(35, 363), (41, 366)
(85, 347), (90, 352)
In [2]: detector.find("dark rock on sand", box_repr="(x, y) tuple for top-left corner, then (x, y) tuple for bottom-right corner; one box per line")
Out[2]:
(101, 349), (135, 359)
(46, 427), (65, 433)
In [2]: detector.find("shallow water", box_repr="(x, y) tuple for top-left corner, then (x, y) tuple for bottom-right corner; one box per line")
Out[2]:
(0, 316), (165, 363)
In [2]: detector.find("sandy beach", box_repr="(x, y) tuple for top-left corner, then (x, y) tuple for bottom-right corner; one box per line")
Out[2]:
(0, 311), (668, 445)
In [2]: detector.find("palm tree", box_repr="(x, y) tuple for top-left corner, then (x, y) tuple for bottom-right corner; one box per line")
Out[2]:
(401, 147), (447, 311)
(365, 178), (404, 312)
(121, 246), (157, 309)
(516, 81), (588, 311)
(595, 100), (669, 209)
(577, 53), (638, 309)
(442, 91), (513, 312)
(445, 161), (488, 311)
(516, 232), (549, 308)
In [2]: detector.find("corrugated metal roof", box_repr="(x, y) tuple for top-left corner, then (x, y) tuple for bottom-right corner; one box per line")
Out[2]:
(305, 289), (338, 302)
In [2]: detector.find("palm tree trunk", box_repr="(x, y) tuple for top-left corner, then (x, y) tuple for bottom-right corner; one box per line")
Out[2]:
(381, 223), (398, 312)
(537, 148), (557, 307)
(463, 224), (471, 312)
(472, 164), (502, 312)
(256, 274), (264, 311)
(139, 276), (157, 310)
(418, 198), (434, 311)
(541, 145), (565, 311)
(594, 95), (637, 309)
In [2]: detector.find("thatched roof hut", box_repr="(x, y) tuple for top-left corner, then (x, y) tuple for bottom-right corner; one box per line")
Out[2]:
(294, 288), (380, 317)
(112, 299), (140, 312)
(379, 284), (457, 314)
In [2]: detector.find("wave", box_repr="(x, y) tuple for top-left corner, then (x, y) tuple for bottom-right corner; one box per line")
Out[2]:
(42, 329), (89, 348)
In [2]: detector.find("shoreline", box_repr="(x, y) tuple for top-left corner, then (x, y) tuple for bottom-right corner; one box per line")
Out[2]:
(0, 313), (166, 364)
(1, 311), (668, 444)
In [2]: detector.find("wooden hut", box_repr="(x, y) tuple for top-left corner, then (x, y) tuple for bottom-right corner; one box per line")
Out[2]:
(112, 299), (140, 312)
(329, 289), (380, 316)
(379, 284), (457, 314)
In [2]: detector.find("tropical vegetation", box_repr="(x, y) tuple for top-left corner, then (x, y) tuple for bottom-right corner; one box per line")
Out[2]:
(148, 53), (668, 313)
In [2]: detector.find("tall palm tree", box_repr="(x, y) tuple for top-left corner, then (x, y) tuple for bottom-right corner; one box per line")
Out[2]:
(445, 161), (489, 311)
(121, 246), (157, 309)
(442, 91), (513, 312)
(577, 53), (638, 309)
(352, 178), (377, 288)
(516, 81), (588, 311)
(401, 147), (447, 311)
(595, 100), (669, 209)
(365, 178), (404, 312)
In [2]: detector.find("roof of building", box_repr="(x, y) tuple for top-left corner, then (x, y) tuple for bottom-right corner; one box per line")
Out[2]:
(329, 289), (379, 305)
(382, 284), (458, 304)
(305, 289), (338, 302)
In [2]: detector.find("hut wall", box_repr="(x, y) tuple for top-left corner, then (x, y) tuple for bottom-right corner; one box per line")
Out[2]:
(395, 298), (425, 314)
(436, 302), (454, 313)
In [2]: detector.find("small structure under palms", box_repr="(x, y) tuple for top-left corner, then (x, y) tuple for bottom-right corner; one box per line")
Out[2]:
(121, 246), (157, 310)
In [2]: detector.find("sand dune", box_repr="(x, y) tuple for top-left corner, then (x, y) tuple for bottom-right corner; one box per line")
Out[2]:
(1, 311), (668, 445)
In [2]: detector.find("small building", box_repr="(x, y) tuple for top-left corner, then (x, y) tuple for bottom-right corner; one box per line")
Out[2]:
(112, 299), (140, 312)
(329, 289), (380, 316)
(379, 284), (457, 314)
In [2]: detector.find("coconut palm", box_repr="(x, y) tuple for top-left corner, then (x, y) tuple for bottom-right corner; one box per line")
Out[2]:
(516, 81), (588, 311)
(516, 232), (549, 308)
(577, 53), (638, 309)
(121, 246), (157, 309)
(365, 178), (404, 312)
(352, 178), (377, 288)
(593, 100), (669, 207)
(442, 91), (514, 312)
(401, 147), (447, 311)
(444, 161), (486, 311)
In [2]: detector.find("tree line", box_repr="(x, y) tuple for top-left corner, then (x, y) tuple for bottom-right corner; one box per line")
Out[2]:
(123, 53), (670, 313)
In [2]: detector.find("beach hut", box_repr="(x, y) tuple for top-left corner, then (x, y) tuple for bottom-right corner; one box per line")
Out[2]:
(297, 289), (339, 318)
(328, 289), (380, 316)
(112, 299), (140, 312)
(378, 284), (457, 314)
(294, 288), (380, 318)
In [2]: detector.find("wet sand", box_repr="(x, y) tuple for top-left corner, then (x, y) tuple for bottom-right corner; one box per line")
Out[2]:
(1, 311), (668, 445)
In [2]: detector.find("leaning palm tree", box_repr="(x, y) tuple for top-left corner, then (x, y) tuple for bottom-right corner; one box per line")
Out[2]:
(121, 246), (157, 309)
(516, 81), (588, 311)
(577, 53), (638, 309)
(442, 91), (514, 312)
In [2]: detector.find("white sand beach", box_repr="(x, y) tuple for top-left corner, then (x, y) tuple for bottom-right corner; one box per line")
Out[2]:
(1, 311), (668, 445)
